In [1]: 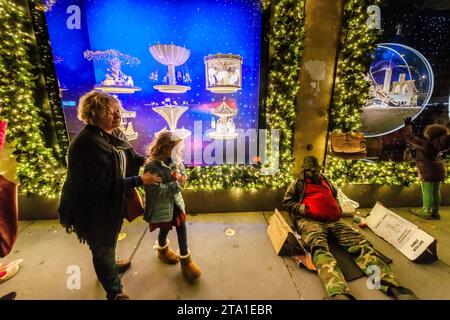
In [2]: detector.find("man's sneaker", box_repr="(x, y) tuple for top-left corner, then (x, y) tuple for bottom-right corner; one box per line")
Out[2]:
(116, 258), (131, 273)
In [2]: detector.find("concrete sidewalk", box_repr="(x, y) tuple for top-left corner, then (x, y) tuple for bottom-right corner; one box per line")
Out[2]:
(1, 208), (449, 300)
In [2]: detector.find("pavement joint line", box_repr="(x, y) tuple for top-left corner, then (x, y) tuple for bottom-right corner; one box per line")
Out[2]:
(262, 211), (304, 300)
(282, 256), (305, 300)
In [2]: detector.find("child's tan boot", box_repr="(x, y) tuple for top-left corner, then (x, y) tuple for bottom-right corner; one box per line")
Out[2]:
(153, 240), (179, 264)
(178, 250), (201, 280)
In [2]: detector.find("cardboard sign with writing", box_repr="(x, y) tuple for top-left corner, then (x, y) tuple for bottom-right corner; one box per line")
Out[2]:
(366, 202), (438, 263)
(267, 209), (306, 257)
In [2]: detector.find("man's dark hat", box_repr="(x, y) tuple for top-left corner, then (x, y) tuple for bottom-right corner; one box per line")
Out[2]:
(302, 156), (322, 171)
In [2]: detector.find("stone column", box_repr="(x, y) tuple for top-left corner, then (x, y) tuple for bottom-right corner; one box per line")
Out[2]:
(293, 0), (343, 176)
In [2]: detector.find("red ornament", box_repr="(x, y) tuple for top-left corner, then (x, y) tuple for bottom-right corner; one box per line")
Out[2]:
(0, 120), (7, 152)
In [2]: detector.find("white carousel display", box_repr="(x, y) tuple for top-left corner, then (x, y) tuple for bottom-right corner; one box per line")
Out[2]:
(209, 101), (239, 140)
(204, 53), (243, 94)
(84, 49), (141, 141)
(151, 98), (191, 139)
(149, 44), (192, 94)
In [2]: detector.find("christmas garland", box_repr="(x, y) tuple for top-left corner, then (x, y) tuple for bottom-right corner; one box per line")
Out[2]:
(29, 0), (69, 163)
(0, 1), (64, 197)
(330, 0), (379, 133)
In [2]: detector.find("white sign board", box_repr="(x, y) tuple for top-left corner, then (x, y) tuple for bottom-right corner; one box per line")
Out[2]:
(366, 202), (435, 261)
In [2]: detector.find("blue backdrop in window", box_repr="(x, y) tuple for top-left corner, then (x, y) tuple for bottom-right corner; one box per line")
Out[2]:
(45, 0), (262, 164)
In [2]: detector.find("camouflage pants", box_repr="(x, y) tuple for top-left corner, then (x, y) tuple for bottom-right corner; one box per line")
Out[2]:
(297, 218), (399, 297)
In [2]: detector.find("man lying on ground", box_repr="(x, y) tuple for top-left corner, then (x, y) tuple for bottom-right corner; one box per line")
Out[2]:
(282, 156), (418, 300)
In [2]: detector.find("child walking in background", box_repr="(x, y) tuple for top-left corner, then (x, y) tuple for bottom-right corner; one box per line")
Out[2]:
(403, 117), (450, 219)
(143, 131), (201, 280)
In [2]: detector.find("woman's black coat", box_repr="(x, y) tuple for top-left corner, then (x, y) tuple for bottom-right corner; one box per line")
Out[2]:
(58, 125), (145, 246)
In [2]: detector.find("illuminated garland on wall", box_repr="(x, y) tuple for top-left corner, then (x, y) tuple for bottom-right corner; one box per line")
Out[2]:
(29, 0), (69, 163)
(330, 0), (378, 133)
(324, 0), (450, 186)
(186, 0), (305, 190)
(0, 1), (64, 197)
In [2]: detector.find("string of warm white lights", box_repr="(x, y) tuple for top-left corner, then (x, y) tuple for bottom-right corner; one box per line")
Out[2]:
(29, 0), (69, 163)
(0, 1), (64, 198)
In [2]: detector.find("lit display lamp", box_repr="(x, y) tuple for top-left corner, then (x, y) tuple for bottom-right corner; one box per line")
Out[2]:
(151, 99), (191, 139)
(149, 44), (192, 94)
(209, 101), (238, 140)
(204, 53), (242, 94)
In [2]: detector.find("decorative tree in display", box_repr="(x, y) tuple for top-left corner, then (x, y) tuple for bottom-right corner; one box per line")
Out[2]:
(84, 49), (141, 93)
(84, 49), (141, 141)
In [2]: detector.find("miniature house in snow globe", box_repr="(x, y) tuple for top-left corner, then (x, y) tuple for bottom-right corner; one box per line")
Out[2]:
(362, 43), (433, 137)
(204, 53), (243, 94)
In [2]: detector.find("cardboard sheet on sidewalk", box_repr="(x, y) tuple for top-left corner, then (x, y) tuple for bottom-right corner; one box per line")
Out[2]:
(267, 209), (306, 257)
(366, 202), (438, 263)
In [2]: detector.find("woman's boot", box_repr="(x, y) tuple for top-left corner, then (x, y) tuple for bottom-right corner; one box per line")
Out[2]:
(178, 250), (201, 280)
(153, 239), (179, 264)
(409, 208), (432, 219)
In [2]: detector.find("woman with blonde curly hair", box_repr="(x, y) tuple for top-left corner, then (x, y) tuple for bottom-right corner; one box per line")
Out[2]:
(403, 117), (450, 219)
(59, 90), (161, 300)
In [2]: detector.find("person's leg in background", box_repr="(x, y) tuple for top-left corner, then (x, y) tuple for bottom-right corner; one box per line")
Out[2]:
(297, 218), (353, 299)
(421, 181), (433, 219)
(411, 181), (433, 219)
(431, 181), (441, 220)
